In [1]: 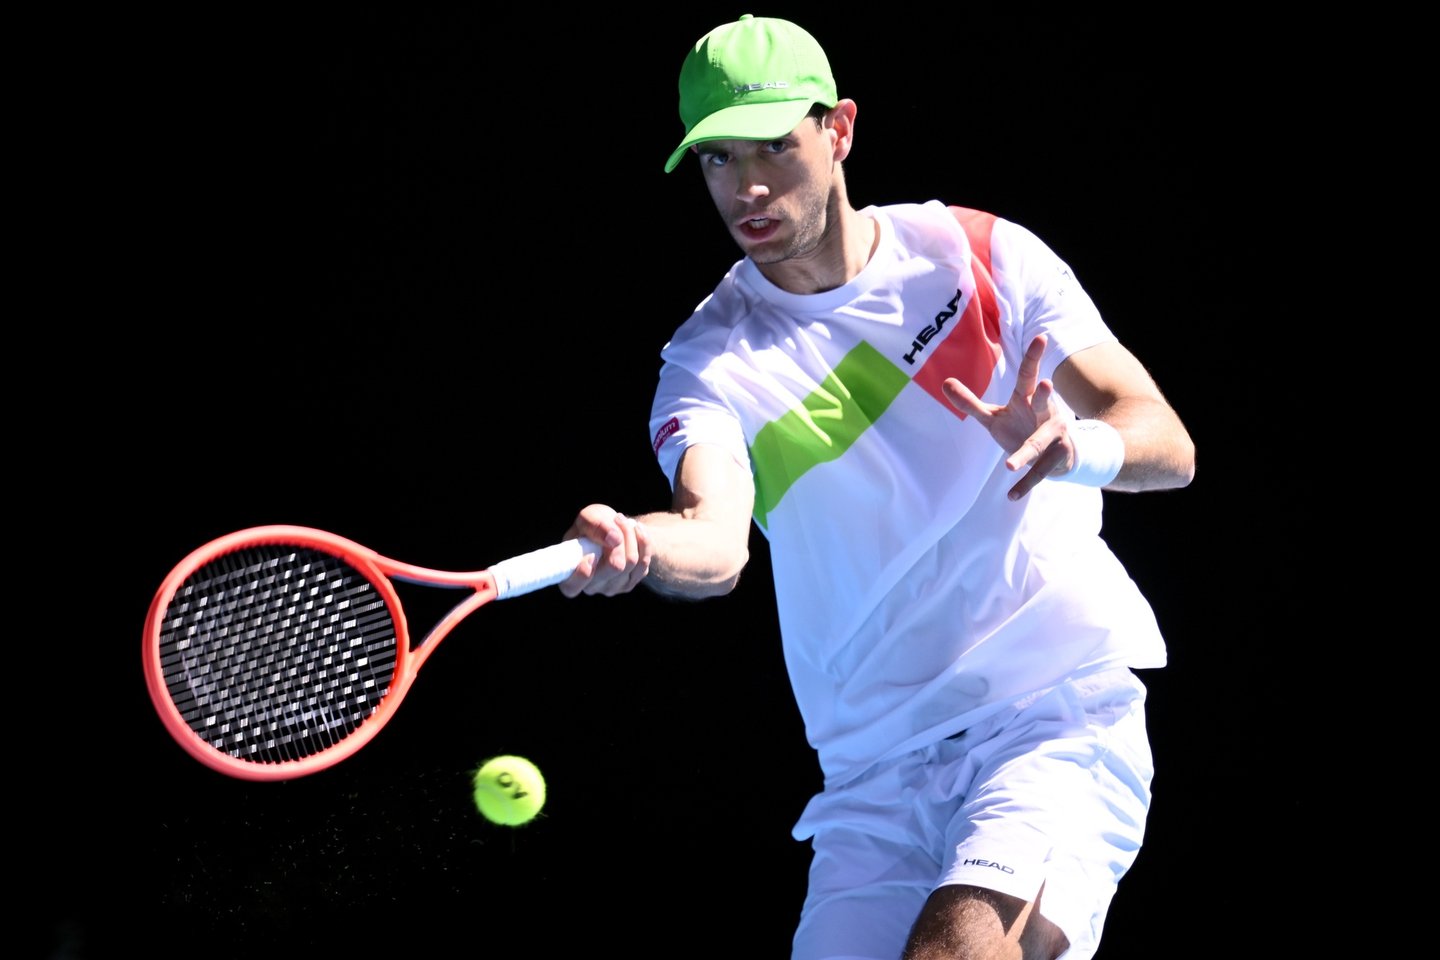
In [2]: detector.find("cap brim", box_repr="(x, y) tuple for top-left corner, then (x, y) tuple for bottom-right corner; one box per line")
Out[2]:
(663, 98), (819, 173)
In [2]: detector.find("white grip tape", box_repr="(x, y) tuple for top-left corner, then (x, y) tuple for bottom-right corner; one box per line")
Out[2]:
(491, 537), (602, 599)
(1060, 419), (1125, 487)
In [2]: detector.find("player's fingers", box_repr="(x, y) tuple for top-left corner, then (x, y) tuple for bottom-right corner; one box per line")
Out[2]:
(1005, 433), (1044, 473)
(558, 541), (610, 597)
(614, 515), (653, 592)
(568, 503), (628, 552)
(1007, 470), (1042, 501)
(941, 377), (988, 419)
(1032, 378), (1057, 421)
(624, 519), (653, 590)
(559, 505), (626, 598)
(1010, 335), (1048, 402)
(611, 513), (640, 565)
(1005, 419), (1067, 472)
(558, 561), (593, 598)
(1017, 334), (1047, 383)
(1008, 451), (1064, 500)
(1006, 427), (1072, 499)
(580, 558), (625, 596)
(580, 514), (649, 597)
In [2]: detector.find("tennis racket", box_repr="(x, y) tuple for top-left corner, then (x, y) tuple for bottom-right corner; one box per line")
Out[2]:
(143, 524), (599, 781)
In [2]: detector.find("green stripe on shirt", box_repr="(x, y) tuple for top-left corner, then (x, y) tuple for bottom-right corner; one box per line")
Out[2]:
(750, 340), (910, 528)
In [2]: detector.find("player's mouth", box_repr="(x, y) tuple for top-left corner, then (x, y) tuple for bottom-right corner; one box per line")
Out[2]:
(738, 216), (780, 242)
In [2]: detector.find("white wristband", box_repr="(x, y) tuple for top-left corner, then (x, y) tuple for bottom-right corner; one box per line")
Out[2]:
(1061, 419), (1125, 487)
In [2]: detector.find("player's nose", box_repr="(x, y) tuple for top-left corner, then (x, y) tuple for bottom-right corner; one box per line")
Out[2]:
(733, 156), (770, 202)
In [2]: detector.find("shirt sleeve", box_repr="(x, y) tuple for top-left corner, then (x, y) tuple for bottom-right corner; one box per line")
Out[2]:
(994, 219), (1118, 383)
(648, 360), (752, 492)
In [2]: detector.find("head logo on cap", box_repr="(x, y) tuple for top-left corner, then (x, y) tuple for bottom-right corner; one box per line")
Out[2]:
(664, 14), (838, 173)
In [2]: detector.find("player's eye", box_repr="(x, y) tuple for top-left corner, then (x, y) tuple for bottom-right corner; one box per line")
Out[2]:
(762, 140), (789, 155)
(699, 150), (730, 168)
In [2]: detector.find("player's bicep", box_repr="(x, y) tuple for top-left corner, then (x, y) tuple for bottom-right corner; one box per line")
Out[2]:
(672, 443), (755, 544)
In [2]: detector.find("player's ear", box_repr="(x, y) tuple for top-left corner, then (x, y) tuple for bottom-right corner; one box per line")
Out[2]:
(828, 99), (857, 162)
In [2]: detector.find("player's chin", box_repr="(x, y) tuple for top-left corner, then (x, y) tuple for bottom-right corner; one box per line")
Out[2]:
(740, 240), (791, 266)
(732, 224), (781, 253)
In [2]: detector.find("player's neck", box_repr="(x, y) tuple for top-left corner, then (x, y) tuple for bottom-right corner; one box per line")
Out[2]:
(757, 193), (876, 296)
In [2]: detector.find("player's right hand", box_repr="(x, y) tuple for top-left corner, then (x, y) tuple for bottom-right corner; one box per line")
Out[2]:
(559, 503), (651, 598)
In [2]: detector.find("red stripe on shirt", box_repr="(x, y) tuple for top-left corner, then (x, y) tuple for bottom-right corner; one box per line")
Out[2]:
(912, 207), (1003, 417)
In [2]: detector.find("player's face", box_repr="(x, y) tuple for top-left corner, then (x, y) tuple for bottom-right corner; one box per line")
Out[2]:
(695, 114), (840, 267)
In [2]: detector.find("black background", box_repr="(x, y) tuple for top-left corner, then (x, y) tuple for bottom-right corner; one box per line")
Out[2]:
(37, 8), (1301, 958)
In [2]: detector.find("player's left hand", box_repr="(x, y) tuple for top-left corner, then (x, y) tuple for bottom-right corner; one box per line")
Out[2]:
(941, 333), (1076, 500)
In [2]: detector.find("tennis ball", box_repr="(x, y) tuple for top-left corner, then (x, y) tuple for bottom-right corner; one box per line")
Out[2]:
(472, 754), (546, 826)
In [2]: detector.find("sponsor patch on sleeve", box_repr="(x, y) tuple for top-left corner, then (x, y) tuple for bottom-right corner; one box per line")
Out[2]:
(652, 416), (680, 455)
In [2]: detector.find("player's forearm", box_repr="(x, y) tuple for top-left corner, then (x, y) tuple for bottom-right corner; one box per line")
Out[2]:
(1099, 397), (1197, 492)
(1053, 343), (1195, 493)
(632, 510), (750, 599)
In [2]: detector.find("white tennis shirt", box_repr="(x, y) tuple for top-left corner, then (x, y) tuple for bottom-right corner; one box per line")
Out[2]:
(650, 201), (1165, 787)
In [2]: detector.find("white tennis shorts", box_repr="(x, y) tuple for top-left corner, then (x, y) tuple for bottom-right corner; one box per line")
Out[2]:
(790, 667), (1153, 960)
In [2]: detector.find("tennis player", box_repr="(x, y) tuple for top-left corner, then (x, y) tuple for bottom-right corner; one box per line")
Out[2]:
(561, 15), (1195, 960)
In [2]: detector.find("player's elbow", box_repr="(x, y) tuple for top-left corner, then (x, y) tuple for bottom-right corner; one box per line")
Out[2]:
(1172, 434), (1197, 489)
(1180, 453), (1197, 489)
(703, 558), (748, 598)
(644, 575), (739, 600)
(685, 573), (743, 599)
(710, 542), (751, 596)
(1136, 411), (1196, 490)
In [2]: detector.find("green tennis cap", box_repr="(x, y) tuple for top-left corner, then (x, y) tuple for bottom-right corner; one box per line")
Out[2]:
(664, 14), (838, 173)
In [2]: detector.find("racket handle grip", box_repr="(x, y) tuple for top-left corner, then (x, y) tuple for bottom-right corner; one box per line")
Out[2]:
(492, 537), (603, 599)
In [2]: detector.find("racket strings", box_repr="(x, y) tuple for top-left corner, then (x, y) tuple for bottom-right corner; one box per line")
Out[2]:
(157, 546), (400, 765)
